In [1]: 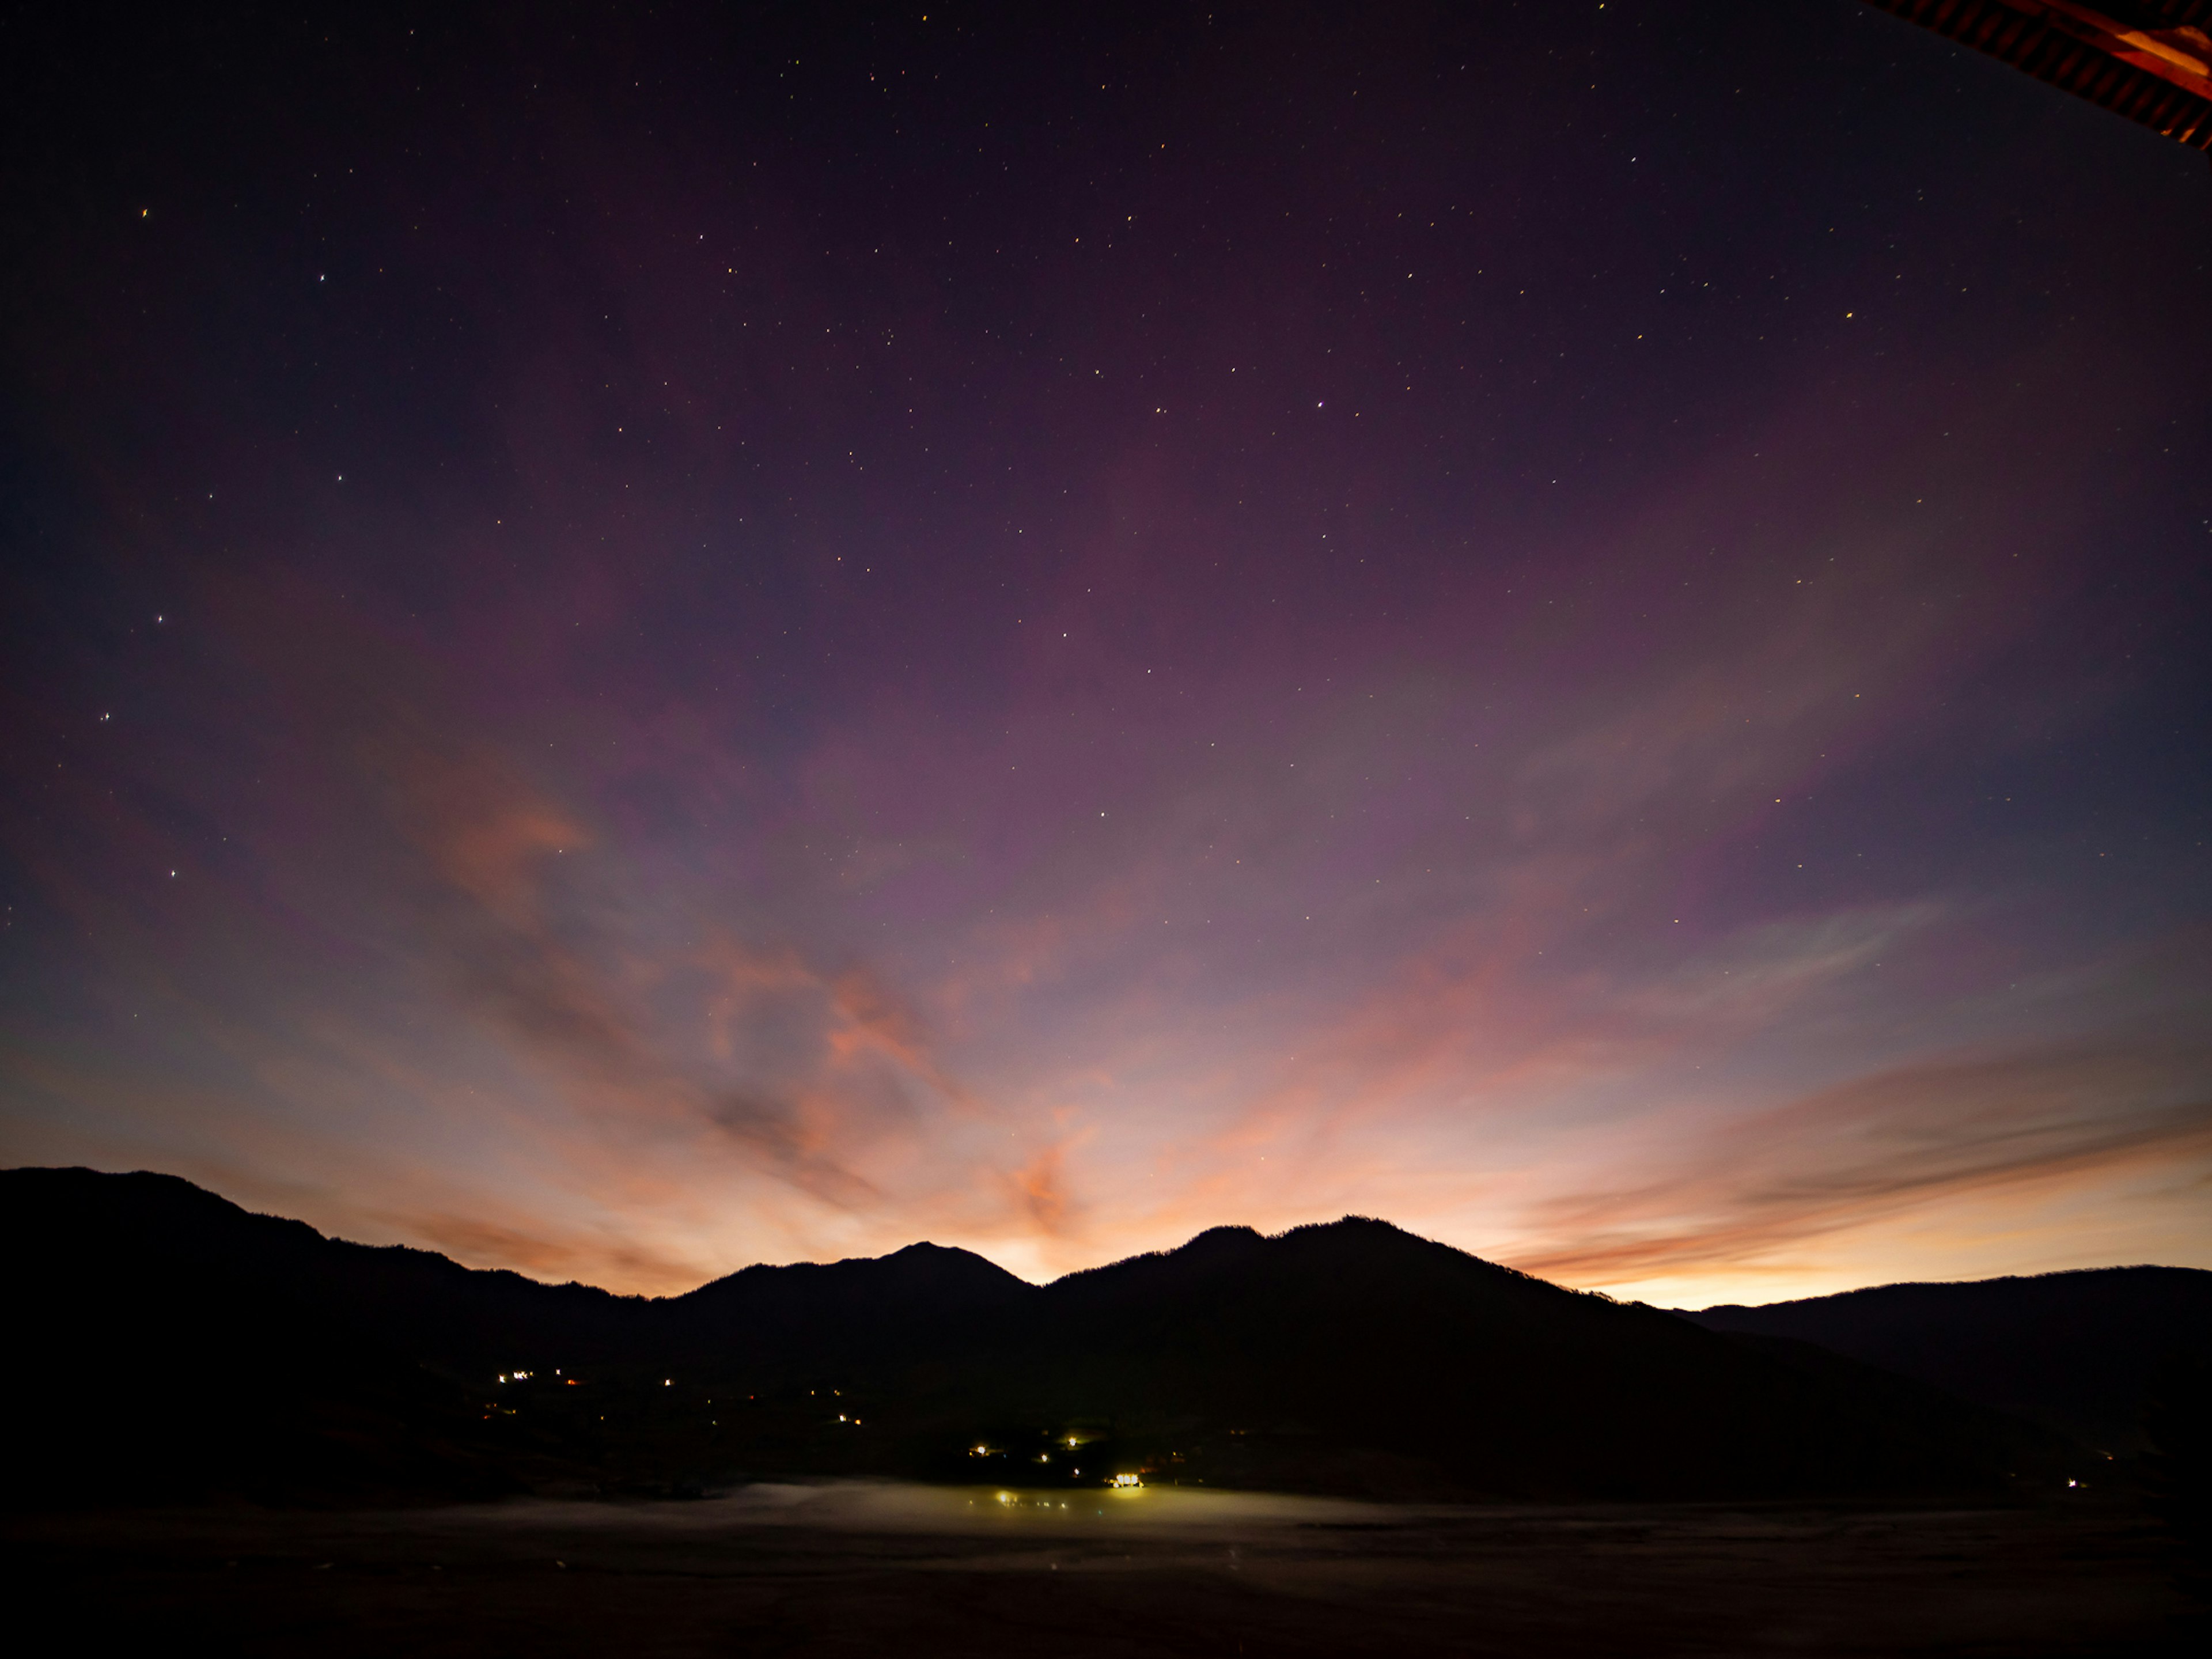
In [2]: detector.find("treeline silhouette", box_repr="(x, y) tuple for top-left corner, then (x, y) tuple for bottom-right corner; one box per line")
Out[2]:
(4, 1168), (2088, 1508)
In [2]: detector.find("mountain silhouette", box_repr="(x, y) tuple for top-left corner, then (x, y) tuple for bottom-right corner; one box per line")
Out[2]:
(944, 1217), (2074, 1500)
(1682, 1267), (2212, 1454)
(662, 1239), (1034, 1370)
(3, 1168), (2084, 1506)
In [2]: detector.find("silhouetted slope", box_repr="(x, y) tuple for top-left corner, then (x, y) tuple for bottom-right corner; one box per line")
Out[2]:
(3, 1169), (2089, 1505)
(0, 1168), (1020, 1502)
(4, 1166), (647, 1363)
(4, 1169), (541, 1503)
(1681, 1267), (2212, 1453)
(665, 1241), (1032, 1374)
(972, 1218), (2069, 1499)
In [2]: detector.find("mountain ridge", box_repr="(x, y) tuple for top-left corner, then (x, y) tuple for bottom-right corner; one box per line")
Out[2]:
(3, 1166), (2097, 1507)
(1682, 1264), (2212, 1452)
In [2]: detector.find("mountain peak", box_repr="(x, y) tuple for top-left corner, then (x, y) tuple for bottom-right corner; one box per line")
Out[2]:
(3, 1166), (2105, 1505)
(1175, 1222), (1266, 1252)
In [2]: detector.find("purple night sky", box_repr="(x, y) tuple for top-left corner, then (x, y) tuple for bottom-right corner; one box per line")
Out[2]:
(4, 3), (2209, 1301)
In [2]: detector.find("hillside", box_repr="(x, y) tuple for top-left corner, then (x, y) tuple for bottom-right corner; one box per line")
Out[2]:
(2, 1167), (2085, 1506)
(1683, 1267), (2212, 1453)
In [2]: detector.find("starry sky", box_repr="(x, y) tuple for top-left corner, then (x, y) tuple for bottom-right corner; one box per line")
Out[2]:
(3, 2), (2209, 1303)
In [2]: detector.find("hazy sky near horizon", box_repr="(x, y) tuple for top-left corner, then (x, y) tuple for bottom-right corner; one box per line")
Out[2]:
(3, 3), (2209, 1305)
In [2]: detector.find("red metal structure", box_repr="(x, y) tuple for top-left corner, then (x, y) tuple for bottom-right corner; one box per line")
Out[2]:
(1862, 1), (2212, 151)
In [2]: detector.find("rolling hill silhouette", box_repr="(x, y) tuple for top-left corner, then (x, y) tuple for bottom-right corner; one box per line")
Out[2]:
(1683, 1267), (2212, 1455)
(3, 1168), (2085, 1506)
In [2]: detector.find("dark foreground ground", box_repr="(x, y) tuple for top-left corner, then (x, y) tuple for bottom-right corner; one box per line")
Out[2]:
(5, 1482), (2203, 1657)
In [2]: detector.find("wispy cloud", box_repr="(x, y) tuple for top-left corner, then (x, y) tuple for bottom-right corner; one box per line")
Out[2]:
(1513, 1042), (2212, 1284)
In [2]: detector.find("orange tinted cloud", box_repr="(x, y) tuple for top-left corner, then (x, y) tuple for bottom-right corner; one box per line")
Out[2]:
(1512, 1041), (2212, 1285)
